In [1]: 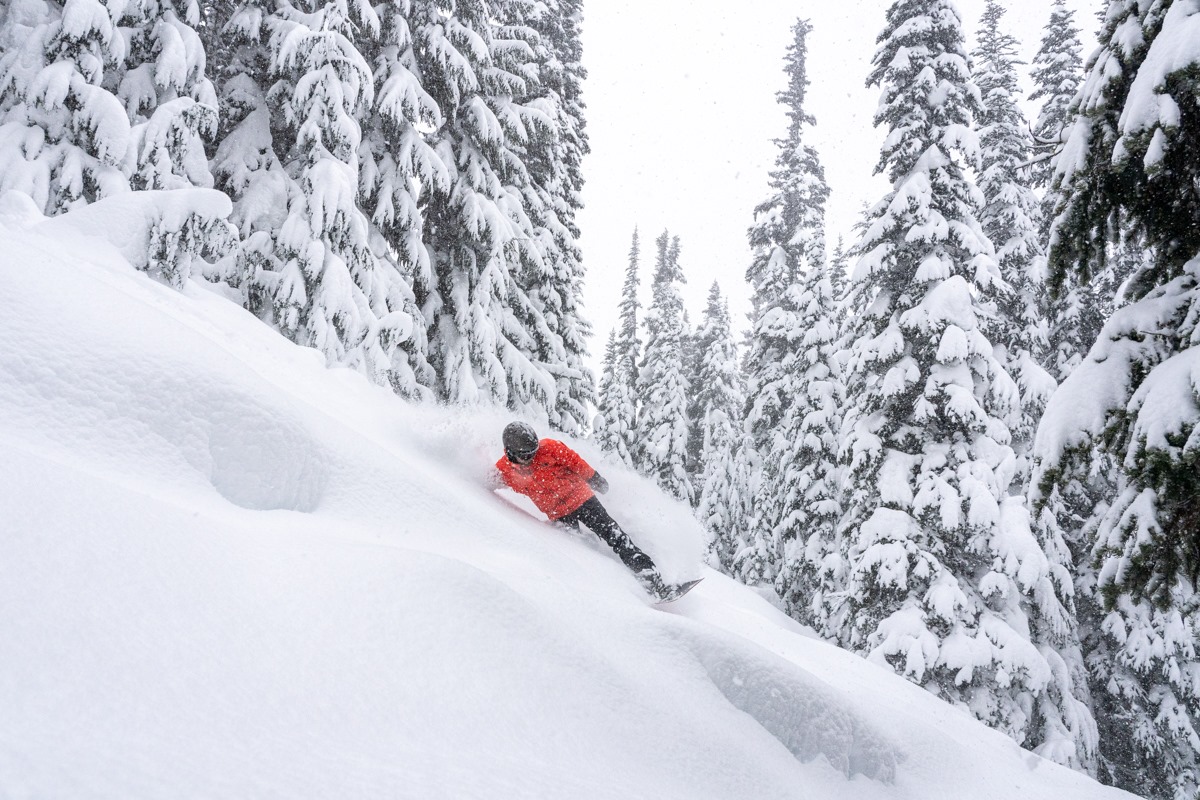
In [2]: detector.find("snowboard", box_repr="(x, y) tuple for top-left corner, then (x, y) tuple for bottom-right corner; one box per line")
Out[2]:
(654, 578), (703, 604)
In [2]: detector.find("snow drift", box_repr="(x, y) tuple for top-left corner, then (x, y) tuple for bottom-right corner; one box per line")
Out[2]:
(0, 190), (1134, 798)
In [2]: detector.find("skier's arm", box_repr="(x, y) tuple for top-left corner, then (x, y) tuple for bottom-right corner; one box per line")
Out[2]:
(548, 441), (607, 493)
(587, 472), (609, 494)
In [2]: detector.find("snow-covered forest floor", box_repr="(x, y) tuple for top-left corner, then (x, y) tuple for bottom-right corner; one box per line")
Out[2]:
(0, 195), (1137, 798)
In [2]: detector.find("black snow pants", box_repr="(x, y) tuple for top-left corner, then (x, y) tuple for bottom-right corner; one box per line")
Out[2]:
(557, 497), (657, 576)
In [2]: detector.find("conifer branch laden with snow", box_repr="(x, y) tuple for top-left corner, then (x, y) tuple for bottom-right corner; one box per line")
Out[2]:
(121, 0), (221, 193)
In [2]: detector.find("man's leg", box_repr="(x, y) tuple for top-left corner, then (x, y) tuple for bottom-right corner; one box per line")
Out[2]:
(560, 497), (661, 582)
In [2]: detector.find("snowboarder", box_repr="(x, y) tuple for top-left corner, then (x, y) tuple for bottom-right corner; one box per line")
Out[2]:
(488, 421), (680, 599)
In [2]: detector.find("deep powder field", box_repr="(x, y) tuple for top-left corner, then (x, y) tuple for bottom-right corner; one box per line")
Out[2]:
(0, 193), (1134, 798)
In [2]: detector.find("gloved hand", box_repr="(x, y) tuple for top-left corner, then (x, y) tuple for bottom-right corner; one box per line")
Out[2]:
(483, 467), (505, 491)
(588, 471), (609, 494)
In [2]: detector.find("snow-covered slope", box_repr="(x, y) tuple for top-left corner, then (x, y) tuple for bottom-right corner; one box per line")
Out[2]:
(0, 191), (1133, 799)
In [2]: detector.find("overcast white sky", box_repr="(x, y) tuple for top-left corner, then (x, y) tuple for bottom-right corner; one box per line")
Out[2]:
(575, 0), (1099, 370)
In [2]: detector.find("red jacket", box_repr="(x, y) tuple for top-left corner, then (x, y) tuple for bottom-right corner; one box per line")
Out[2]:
(494, 439), (596, 520)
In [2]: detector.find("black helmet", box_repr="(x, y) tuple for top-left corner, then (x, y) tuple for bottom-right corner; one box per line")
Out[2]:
(503, 421), (539, 463)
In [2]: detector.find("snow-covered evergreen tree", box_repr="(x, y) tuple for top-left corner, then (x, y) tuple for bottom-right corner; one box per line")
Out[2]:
(772, 254), (845, 637)
(637, 230), (691, 503)
(408, 0), (555, 415)
(497, 0), (593, 433)
(828, 234), (850, 304)
(594, 228), (642, 467)
(206, 0), (427, 391)
(973, 0), (1056, 486)
(207, 0), (425, 394)
(359, 0), (442, 278)
(1037, 1), (1200, 795)
(1028, 0), (1083, 201)
(593, 327), (620, 451)
(692, 282), (746, 568)
(683, 307), (706, 489)
(264, 0), (421, 385)
(207, 0), (293, 308)
(1027, 0), (1093, 384)
(739, 18), (830, 588)
(0, 0), (131, 213)
(839, 0), (1084, 756)
(357, 0), (442, 398)
(972, 18), (1106, 750)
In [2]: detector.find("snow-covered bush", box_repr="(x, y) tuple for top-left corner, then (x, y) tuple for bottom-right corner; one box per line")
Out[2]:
(37, 188), (236, 288)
